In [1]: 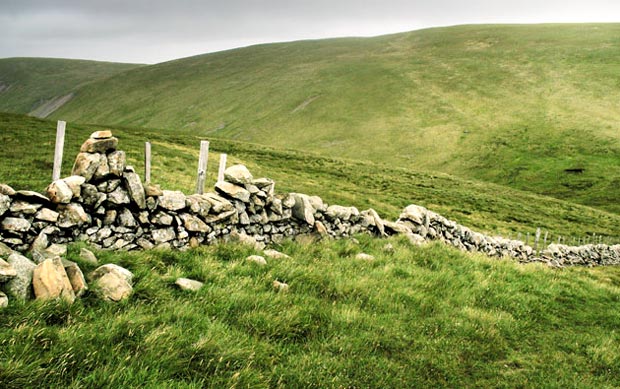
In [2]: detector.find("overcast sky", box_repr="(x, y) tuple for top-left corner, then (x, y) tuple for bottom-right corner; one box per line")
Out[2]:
(1, 0), (619, 64)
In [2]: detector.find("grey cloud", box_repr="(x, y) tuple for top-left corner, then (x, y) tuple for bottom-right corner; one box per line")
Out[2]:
(1, 0), (619, 63)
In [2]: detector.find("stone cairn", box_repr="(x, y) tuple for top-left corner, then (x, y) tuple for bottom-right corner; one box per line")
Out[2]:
(0, 131), (619, 307)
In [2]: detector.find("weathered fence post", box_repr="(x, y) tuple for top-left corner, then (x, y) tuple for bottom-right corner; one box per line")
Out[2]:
(543, 231), (548, 248)
(52, 120), (66, 181)
(534, 228), (541, 254)
(526, 232), (530, 246)
(195, 140), (209, 194)
(145, 141), (151, 184)
(217, 153), (227, 183)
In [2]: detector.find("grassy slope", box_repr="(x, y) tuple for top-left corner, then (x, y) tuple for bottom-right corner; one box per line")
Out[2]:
(2, 112), (619, 241)
(0, 57), (143, 115)
(1, 237), (620, 387)
(51, 24), (620, 213)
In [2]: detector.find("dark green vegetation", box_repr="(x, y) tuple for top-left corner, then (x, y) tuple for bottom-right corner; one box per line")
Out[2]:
(41, 23), (620, 213)
(2, 237), (620, 387)
(2, 112), (619, 241)
(0, 58), (143, 117)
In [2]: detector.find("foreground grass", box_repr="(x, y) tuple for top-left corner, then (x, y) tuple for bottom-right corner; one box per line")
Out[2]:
(1, 236), (619, 387)
(1, 112), (619, 242)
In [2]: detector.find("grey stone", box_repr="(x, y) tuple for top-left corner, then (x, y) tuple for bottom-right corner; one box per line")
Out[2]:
(94, 154), (110, 180)
(30, 231), (49, 254)
(263, 249), (290, 260)
(224, 164), (253, 185)
(246, 255), (267, 266)
(1, 217), (31, 232)
(89, 263), (133, 284)
(9, 200), (42, 214)
(63, 176), (86, 197)
(80, 137), (118, 153)
(215, 181), (251, 203)
(0, 258), (17, 282)
(186, 194), (212, 217)
(90, 265), (133, 302)
(124, 172), (146, 209)
(202, 193), (234, 213)
(355, 253), (375, 261)
(272, 280), (289, 292)
(3, 253), (36, 301)
(152, 227), (176, 244)
(107, 151), (126, 177)
(97, 179), (121, 193)
(204, 209), (237, 224)
(151, 212), (174, 226)
(117, 208), (137, 228)
(175, 277), (204, 291)
(79, 248), (99, 266)
(291, 193), (315, 225)
(0, 184), (16, 196)
(32, 258), (76, 303)
(72, 152), (103, 181)
(57, 203), (91, 228)
(107, 186), (131, 206)
(180, 213), (210, 232)
(15, 190), (49, 204)
(0, 193), (10, 216)
(35, 208), (59, 222)
(159, 190), (186, 211)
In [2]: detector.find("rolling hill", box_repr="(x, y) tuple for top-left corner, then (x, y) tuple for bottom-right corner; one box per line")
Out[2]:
(0, 57), (143, 117)
(2, 24), (619, 214)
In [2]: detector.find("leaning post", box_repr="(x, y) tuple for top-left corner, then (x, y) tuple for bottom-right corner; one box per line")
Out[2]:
(195, 140), (209, 194)
(52, 120), (66, 181)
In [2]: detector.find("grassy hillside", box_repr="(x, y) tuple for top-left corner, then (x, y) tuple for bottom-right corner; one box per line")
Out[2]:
(51, 24), (620, 214)
(2, 237), (620, 387)
(0, 57), (143, 116)
(1, 112), (619, 242)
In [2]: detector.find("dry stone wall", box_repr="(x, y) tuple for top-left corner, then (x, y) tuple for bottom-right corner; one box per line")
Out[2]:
(0, 131), (619, 269)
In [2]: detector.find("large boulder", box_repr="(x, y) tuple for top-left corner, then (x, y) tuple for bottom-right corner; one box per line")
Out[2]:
(224, 165), (253, 185)
(3, 253), (36, 301)
(32, 257), (76, 303)
(290, 193), (315, 225)
(90, 264), (133, 302)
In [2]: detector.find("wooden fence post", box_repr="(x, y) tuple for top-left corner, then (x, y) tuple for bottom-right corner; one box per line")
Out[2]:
(218, 153), (227, 183)
(52, 120), (66, 181)
(543, 231), (548, 247)
(195, 140), (209, 194)
(145, 141), (151, 184)
(534, 228), (541, 254)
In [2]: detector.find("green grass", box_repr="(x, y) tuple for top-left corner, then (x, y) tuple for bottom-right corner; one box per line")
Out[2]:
(1, 236), (620, 387)
(0, 57), (143, 116)
(1, 112), (619, 242)
(42, 24), (620, 213)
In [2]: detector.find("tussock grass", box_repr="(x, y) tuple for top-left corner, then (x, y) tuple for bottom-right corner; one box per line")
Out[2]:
(1, 237), (620, 387)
